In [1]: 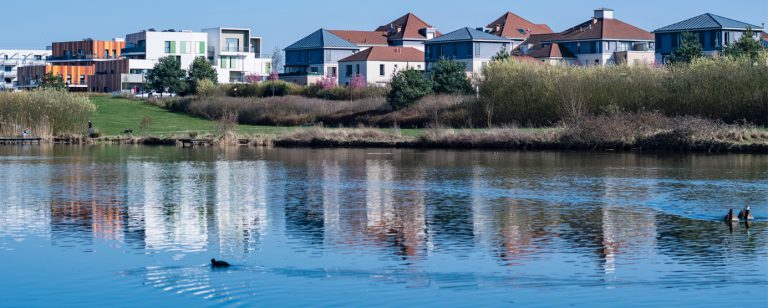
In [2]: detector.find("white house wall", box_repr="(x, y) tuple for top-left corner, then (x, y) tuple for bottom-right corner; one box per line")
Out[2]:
(339, 60), (425, 86)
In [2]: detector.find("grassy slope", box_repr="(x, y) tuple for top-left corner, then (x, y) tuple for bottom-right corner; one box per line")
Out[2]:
(90, 96), (294, 136)
(89, 96), (555, 138)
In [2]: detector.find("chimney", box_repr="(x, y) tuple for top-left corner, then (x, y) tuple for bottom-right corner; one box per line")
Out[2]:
(594, 8), (614, 20)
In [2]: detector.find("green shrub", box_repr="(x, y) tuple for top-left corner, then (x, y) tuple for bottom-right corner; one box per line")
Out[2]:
(388, 69), (433, 110)
(431, 58), (473, 95)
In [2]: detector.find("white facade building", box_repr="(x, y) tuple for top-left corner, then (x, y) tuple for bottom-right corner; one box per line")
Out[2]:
(0, 49), (51, 91)
(338, 47), (424, 86)
(123, 29), (208, 69)
(203, 27), (271, 83)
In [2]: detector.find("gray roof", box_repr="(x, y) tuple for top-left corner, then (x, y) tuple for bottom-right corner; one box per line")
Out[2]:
(654, 13), (763, 33)
(285, 29), (359, 50)
(426, 27), (509, 44)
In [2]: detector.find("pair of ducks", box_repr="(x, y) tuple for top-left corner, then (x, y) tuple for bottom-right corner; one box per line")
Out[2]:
(724, 206), (754, 222)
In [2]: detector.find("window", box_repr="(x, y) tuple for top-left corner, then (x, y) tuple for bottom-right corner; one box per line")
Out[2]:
(325, 51), (331, 62)
(198, 42), (205, 54)
(355, 64), (360, 74)
(724, 32), (731, 45)
(164, 41), (172, 53)
(225, 38), (239, 52)
(221, 56), (229, 69)
(595, 59), (600, 65)
(4, 66), (11, 72)
(66, 75), (71, 84)
(79, 75), (85, 84)
(475, 43), (480, 56)
(379, 64), (385, 76)
(310, 67), (319, 74)
(105, 49), (110, 58)
(180, 41), (191, 54)
(346, 65), (353, 77)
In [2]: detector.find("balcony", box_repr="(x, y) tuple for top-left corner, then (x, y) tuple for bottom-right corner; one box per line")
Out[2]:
(121, 46), (146, 55)
(47, 55), (120, 61)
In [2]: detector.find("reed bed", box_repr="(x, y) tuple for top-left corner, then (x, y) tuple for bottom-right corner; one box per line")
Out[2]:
(480, 53), (768, 126)
(0, 90), (96, 138)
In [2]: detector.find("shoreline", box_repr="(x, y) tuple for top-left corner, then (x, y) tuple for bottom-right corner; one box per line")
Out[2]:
(39, 129), (768, 154)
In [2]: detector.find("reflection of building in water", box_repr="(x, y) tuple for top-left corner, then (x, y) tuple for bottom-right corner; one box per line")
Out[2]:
(214, 161), (269, 256)
(365, 159), (427, 259)
(322, 160), (342, 245)
(0, 162), (52, 240)
(599, 176), (657, 275)
(49, 160), (126, 244)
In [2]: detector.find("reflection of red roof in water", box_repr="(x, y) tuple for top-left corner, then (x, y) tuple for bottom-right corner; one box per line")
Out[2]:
(375, 12), (442, 40)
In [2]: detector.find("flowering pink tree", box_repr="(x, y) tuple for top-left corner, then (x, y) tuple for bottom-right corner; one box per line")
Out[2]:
(315, 76), (337, 89)
(268, 71), (279, 81)
(244, 74), (263, 83)
(350, 74), (367, 90)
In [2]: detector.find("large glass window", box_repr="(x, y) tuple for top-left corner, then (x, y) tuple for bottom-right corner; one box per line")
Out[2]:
(225, 38), (240, 52)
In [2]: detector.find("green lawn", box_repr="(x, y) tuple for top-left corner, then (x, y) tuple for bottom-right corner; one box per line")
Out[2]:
(89, 95), (555, 138)
(90, 96), (295, 136)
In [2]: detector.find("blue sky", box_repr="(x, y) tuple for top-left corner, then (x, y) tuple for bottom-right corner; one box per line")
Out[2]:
(3, 0), (766, 51)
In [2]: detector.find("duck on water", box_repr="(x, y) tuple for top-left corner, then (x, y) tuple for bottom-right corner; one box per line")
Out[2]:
(738, 206), (754, 221)
(211, 259), (230, 268)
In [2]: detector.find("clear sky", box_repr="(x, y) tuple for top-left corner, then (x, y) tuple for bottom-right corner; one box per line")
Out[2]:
(2, 0), (766, 51)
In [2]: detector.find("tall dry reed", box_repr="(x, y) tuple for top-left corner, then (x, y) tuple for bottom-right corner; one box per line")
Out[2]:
(0, 90), (96, 138)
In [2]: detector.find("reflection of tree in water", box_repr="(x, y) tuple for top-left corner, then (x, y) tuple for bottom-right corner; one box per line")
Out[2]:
(283, 165), (325, 246)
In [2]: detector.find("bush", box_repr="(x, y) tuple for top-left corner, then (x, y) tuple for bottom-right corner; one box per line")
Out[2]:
(388, 69), (433, 110)
(0, 89), (96, 137)
(196, 79), (219, 98)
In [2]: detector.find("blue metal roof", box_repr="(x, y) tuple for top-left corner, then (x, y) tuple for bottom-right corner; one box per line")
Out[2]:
(654, 13), (762, 33)
(426, 27), (509, 44)
(285, 29), (359, 50)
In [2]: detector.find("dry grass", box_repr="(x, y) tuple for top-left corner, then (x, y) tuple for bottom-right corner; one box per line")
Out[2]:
(274, 126), (409, 147)
(0, 90), (95, 138)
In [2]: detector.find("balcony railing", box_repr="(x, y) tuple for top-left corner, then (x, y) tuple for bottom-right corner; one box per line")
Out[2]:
(47, 55), (120, 61)
(121, 46), (147, 54)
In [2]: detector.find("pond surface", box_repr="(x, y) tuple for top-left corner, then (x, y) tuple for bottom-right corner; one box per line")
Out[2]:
(0, 146), (766, 307)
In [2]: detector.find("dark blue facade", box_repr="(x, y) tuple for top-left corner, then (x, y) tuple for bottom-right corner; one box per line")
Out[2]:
(425, 42), (475, 61)
(655, 30), (724, 55)
(285, 49), (325, 66)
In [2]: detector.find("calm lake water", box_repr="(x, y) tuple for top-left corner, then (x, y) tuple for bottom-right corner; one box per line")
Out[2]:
(0, 146), (766, 307)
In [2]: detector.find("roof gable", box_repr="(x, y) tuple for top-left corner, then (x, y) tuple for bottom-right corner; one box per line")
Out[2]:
(339, 46), (424, 62)
(376, 12), (440, 40)
(328, 30), (389, 46)
(285, 29), (359, 50)
(427, 27), (510, 43)
(548, 18), (653, 42)
(654, 13), (762, 32)
(487, 12), (553, 39)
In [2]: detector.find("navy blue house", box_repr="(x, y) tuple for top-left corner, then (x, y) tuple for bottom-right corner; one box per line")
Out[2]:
(653, 13), (764, 63)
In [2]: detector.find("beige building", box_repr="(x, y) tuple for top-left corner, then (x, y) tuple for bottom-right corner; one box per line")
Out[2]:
(338, 46), (424, 86)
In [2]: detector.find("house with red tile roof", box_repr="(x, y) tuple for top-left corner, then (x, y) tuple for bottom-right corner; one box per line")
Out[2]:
(338, 46), (424, 86)
(524, 8), (655, 66)
(486, 12), (552, 49)
(283, 12), (439, 85)
(375, 13), (441, 51)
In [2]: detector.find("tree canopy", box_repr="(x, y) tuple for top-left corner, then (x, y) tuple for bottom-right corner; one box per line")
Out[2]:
(146, 56), (187, 95)
(40, 72), (66, 90)
(430, 58), (473, 95)
(669, 32), (703, 64)
(724, 28), (765, 60)
(186, 56), (218, 94)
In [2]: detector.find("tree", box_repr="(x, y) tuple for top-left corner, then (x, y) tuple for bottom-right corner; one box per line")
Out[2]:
(724, 28), (765, 60)
(669, 32), (703, 64)
(268, 47), (284, 96)
(491, 47), (511, 62)
(387, 69), (433, 110)
(146, 56), (186, 96)
(187, 56), (218, 94)
(349, 74), (367, 100)
(430, 57), (473, 95)
(40, 72), (66, 90)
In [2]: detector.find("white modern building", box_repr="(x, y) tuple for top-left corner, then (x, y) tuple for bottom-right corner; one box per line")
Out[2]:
(203, 27), (272, 83)
(0, 49), (51, 91)
(338, 46), (424, 86)
(122, 29), (208, 69)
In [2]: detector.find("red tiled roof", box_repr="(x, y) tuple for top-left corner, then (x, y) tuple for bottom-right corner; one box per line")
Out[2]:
(375, 12), (442, 40)
(549, 18), (653, 42)
(328, 30), (389, 46)
(528, 43), (575, 59)
(487, 12), (553, 39)
(338, 46), (424, 62)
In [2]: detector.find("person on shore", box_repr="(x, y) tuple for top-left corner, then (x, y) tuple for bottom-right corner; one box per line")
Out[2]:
(87, 120), (94, 136)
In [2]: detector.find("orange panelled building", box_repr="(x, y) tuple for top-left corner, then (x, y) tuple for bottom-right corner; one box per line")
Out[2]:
(17, 39), (124, 91)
